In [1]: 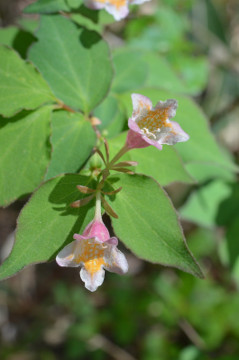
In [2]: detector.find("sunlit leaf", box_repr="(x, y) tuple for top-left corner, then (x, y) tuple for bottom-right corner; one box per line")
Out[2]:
(0, 46), (55, 117)
(45, 110), (96, 180)
(0, 106), (52, 206)
(29, 15), (113, 113)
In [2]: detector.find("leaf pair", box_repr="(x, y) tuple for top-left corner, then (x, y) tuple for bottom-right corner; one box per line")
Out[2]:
(0, 173), (203, 281)
(0, 14), (114, 206)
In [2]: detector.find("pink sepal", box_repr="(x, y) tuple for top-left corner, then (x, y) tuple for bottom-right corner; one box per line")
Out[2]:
(126, 129), (150, 150)
(80, 219), (110, 242)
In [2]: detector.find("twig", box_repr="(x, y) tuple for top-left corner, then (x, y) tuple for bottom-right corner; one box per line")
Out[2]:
(88, 334), (137, 360)
(179, 319), (206, 350)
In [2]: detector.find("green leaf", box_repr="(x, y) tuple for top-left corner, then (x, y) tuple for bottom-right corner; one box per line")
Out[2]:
(45, 110), (96, 180)
(0, 25), (36, 59)
(142, 52), (188, 94)
(106, 132), (194, 186)
(185, 162), (236, 183)
(106, 173), (203, 278)
(180, 180), (233, 228)
(112, 48), (148, 93)
(0, 106), (52, 207)
(66, 0), (83, 9)
(94, 95), (127, 138)
(0, 46), (55, 117)
(71, 13), (102, 33)
(132, 146), (194, 186)
(226, 216), (239, 268)
(0, 174), (95, 280)
(170, 54), (209, 95)
(119, 89), (239, 174)
(17, 18), (40, 33)
(0, 26), (19, 46)
(29, 15), (113, 113)
(24, 0), (70, 13)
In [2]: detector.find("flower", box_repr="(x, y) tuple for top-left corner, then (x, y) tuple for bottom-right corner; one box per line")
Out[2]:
(84, 0), (150, 21)
(126, 93), (189, 150)
(56, 218), (128, 292)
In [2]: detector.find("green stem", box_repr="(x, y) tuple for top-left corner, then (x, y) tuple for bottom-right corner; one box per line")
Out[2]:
(107, 144), (129, 169)
(94, 191), (102, 222)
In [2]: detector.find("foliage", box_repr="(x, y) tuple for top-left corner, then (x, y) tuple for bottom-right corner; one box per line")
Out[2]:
(0, 0), (239, 357)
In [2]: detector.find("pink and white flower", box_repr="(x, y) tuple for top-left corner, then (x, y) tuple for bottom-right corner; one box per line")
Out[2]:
(126, 93), (190, 150)
(84, 0), (150, 21)
(56, 218), (128, 292)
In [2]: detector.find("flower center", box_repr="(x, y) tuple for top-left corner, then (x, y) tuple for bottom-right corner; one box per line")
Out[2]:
(137, 108), (172, 136)
(96, 0), (126, 9)
(75, 240), (106, 275)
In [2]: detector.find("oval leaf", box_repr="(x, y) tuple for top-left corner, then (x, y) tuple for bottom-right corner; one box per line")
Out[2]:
(0, 46), (55, 117)
(106, 173), (203, 278)
(45, 111), (96, 180)
(29, 15), (113, 113)
(0, 106), (52, 206)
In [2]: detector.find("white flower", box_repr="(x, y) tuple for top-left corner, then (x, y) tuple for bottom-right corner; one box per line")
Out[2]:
(56, 219), (128, 292)
(126, 93), (190, 150)
(84, 0), (151, 21)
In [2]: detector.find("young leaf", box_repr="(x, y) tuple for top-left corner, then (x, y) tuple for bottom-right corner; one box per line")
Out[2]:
(0, 174), (95, 280)
(106, 173), (203, 278)
(0, 46), (55, 117)
(0, 106), (52, 207)
(45, 111), (96, 180)
(29, 15), (113, 114)
(71, 194), (95, 208)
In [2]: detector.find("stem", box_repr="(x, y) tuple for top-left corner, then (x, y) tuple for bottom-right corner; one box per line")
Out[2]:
(107, 144), (129, 169)
(55, 101), (75, 113)
(95, 191), (102, 222)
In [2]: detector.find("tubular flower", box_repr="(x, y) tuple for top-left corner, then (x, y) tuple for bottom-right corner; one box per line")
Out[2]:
(126, 93), (190, 150)
(84, 0), (150, 21)
(56, 211), (128, 292)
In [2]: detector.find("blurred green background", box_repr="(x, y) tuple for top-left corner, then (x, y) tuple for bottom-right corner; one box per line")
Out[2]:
(0, 0), (239, 359)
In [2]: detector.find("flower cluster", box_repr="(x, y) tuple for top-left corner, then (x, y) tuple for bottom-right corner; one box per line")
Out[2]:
(56, 93), (189, 291)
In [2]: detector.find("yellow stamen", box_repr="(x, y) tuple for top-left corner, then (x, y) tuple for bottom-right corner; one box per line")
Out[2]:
(137, 107), (172, 132)
(75, 242), (106, 275)
(96, 0), (126, 9)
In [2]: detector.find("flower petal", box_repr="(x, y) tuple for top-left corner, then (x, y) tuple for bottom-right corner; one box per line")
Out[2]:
(162, 120), (190, 145)
(56, 240), (80, 267)
(104, 247), (128, 274)
(154, 99), (178, 119)
(130, 0), (150, 4)
(142, 136), (163, 150)
(131, 93), (152, 120)
(84, 0), (105, 9)
(105, 237), (118, 246)
(126, 129), (150, 149)
(80, 266), (105, 292)
(105, 1), (129, 21)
